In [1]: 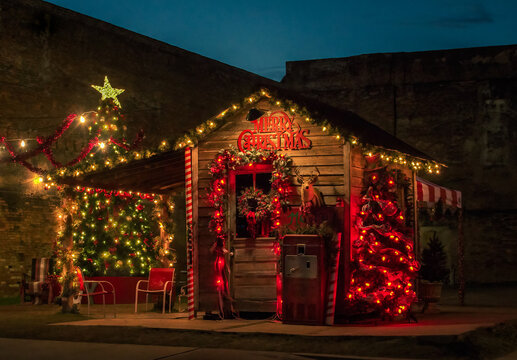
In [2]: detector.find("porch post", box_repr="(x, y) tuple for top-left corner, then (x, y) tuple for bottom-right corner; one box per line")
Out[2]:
(185, 147), (195, 319)
(412, 171), (420, 299)
(458, 208), (465, 305)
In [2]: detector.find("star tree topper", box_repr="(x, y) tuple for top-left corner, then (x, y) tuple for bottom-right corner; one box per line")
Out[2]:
(91, 76), (125, 108)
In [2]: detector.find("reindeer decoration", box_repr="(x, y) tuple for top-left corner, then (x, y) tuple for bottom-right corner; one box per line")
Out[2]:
(293, 167), (325, 210)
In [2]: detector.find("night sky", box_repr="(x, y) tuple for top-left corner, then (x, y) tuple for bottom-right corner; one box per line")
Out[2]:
(45, 0), (517, 80)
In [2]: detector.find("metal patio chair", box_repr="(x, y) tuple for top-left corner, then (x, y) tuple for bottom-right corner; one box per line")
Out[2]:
(135, 268), (175, 314)
(76, 268), (116, 317)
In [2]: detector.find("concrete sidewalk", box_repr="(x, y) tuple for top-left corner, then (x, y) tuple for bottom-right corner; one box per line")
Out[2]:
(54, 305), (517, 337)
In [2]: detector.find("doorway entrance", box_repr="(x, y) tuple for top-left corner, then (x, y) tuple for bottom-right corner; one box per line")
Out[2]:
(229, 164), (279, 312)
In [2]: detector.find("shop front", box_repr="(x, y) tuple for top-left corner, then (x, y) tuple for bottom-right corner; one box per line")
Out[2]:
(181, 88), (441, 323)
(1, 79), (443, 323)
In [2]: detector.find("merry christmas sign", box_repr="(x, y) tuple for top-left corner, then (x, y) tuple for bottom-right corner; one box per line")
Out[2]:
(237, 111), (312, 152)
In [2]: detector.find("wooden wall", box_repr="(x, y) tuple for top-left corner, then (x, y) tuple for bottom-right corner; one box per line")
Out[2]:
(194, 99), (347, 312)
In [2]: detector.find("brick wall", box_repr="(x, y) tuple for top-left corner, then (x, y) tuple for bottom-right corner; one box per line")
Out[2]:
(283, 45), (517, 283)
(0, 188), (58, 297)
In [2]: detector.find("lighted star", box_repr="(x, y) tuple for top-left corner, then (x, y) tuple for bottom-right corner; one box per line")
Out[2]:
(91, 76), (125, 108)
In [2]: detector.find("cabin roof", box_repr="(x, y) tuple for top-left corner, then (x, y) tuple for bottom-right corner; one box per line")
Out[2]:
(268, 87), (434, 161)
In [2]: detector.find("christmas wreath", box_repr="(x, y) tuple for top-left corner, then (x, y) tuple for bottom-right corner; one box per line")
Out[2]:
(237, 187), (274, 239)
(237, 187), (273, 221)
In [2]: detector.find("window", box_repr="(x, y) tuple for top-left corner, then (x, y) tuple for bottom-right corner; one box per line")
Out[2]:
(235, 168), (272, 238)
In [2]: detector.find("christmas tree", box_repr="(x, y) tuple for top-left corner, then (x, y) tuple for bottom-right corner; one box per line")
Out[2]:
(420, 232), (449, 283)
(347, 164), (419, 318)
(53, 77), (175, 276)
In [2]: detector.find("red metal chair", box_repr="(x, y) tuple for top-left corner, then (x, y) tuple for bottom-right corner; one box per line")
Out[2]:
(76, 268), (116, 317)
(135, 268), (175, 314)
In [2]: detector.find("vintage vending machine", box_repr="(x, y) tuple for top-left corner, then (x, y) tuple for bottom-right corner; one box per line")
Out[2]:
(282, 234), (327, 325)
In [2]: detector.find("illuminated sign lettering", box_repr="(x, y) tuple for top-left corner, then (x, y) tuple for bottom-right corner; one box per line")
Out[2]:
(237, 111), (312, 152)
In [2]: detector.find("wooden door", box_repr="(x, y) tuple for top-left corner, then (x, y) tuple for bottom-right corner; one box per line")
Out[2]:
(229, 165), (279, 312)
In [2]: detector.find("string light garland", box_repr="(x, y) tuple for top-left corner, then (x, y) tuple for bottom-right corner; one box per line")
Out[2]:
(1, 112), (143, 179)
(171, 88), (444, 174)
(207, 146), (292, 316)
(346, 156), (419, 319)
(152, 194), (177, 268)
(1, 87), (443, 180)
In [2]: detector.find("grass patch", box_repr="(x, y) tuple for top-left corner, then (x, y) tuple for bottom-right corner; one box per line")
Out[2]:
(456, 320), (517, 359)
(0, 296), (21, 305)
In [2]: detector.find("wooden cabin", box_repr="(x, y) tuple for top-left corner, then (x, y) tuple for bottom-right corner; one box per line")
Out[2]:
(63, 87), (439, 319)
(182, 88), (437, 317)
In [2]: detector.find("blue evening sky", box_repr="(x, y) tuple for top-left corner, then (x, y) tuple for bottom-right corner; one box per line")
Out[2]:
(45, 0), (517, 80)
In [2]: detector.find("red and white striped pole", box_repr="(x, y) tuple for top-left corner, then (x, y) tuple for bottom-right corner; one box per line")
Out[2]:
(325, 233), (342, 325)
(185, 148), (195, 320)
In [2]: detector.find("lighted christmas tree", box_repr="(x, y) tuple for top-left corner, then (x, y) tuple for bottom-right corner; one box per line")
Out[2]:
(52, 77), (175, 276)
(347, 163), (419, 319)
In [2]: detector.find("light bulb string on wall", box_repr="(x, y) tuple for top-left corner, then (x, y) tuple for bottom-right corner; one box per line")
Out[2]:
(0, 113), (144, 175)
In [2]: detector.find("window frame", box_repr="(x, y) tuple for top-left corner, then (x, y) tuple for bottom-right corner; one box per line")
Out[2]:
(229, 164), (273, 239)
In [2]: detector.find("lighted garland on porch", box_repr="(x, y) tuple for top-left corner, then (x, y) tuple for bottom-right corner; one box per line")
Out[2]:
(171, 88), (444, 175)
(5, 88), (443, 191)
(152, 194), (177, 268)
(207, 146), (292, 316)
(347, 156), (419, 319)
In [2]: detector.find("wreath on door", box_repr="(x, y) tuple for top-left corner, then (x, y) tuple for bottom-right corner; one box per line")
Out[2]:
(237, 187), (273, 221)
(237, 187), (274, 239)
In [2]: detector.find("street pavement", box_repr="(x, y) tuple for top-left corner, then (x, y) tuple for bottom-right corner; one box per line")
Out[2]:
(0, 338), (311, 360)
(496, 351), (517, 360)
(0, 338), (429, 360)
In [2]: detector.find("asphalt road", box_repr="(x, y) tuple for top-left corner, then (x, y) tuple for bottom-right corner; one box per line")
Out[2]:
(0, 338), (305, 360)
(0, 338), (422, 360)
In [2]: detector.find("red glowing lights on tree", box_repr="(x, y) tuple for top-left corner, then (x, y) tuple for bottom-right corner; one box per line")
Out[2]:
(347, 164), (419, 319)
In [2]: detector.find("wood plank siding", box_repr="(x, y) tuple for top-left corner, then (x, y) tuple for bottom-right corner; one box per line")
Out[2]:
(194, 99), (347, 312)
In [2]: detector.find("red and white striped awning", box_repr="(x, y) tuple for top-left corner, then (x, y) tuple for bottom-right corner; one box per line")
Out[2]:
(416, 177), (462, 209)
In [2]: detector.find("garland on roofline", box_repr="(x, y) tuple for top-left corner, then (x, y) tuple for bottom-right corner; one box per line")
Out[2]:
(171, 88), (444, 175)
(1, 88), (444, 190)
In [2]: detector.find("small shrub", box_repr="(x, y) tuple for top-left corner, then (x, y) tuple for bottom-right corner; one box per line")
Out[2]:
(420, 232), (450, 283)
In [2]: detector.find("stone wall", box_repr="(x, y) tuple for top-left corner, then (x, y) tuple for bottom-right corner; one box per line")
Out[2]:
(0, 0), (275, 297)
(283, 45), (517, 283)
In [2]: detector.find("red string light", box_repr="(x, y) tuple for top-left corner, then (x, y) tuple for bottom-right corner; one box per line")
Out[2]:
(207, 147), (292, 317)
(347, 165), (419, 319)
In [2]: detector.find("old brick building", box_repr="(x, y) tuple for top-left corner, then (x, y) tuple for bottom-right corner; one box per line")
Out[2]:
(282, 45), (517, 283)
(0, 0), (274, 297)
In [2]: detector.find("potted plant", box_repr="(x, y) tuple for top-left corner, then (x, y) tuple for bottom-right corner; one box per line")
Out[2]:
(419, 232), (450, 312)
